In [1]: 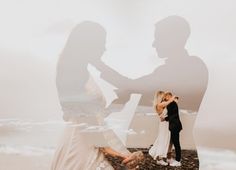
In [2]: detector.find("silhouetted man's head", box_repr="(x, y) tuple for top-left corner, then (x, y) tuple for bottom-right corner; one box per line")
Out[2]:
(152, 16), (190, 59)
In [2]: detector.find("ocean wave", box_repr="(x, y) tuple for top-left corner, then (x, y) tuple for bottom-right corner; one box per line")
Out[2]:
(0, 119), (66, 126)
(198, 147), (236, 170)
(0, 119), (66, 134)
(0, 144), (55, 156)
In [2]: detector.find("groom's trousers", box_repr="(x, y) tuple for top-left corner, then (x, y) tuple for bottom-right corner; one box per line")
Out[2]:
(170, 129), (181, 162)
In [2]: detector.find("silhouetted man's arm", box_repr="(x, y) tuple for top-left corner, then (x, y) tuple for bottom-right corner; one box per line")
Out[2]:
(92, 61), (133, 88)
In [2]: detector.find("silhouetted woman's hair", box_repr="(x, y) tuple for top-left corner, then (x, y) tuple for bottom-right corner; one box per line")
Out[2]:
(56, 21), (106, 100)
(60, 21), (106, 59)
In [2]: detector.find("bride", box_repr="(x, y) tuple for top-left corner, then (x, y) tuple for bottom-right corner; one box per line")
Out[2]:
(51, 21), (142, 170)
(149, 91), (177, 165)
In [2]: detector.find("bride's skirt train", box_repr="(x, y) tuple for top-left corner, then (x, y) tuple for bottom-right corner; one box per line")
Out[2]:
(149, 121), (170, 159)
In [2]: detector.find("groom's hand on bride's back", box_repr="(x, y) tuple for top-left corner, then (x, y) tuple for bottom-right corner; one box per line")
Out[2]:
(160, 117), (166, 121)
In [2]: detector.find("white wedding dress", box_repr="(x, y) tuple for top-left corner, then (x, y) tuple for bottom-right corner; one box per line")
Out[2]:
(51, 104), (115, 170)
(149, 108), (170, 159)
(51, 73), (140, 170)
(51, 72), (117, 170)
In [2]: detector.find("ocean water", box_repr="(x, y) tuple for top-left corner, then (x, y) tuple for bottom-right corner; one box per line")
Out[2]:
(198, 147), (236, 170)
(0, 110), (196, 156)
(1, 113), (236, 170)
(0, 119), (65, 154)
(0, 118), (66, 170)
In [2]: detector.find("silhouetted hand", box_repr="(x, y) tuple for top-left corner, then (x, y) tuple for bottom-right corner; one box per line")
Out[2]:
(122, 151), (144, 169)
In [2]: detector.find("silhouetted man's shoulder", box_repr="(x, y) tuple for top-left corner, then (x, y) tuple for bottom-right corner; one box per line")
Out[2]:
(189, 55), (208, 69)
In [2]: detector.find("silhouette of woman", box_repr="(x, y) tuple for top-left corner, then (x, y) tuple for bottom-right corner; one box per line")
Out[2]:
(51, 21), (135, 170)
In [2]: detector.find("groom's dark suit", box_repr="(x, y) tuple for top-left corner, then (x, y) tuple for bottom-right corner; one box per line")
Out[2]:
(165, 101), (182, 162)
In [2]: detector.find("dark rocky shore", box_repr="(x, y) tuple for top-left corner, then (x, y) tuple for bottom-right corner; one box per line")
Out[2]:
(105, 148), (199, 170)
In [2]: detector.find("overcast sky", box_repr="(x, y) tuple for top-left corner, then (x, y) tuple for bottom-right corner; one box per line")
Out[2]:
(0, 0), (236, 150)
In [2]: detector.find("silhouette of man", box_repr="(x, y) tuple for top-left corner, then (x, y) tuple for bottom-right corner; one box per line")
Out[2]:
(93, 15), (208, 112)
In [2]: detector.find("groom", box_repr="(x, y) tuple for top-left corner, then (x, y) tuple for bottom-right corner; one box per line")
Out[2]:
(163, 92), (182, 167)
